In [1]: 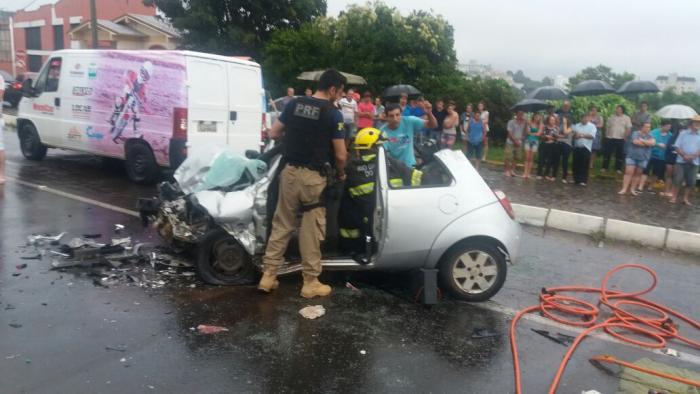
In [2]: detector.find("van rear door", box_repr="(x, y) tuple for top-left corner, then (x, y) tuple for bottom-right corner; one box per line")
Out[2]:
(226, 63), (263, 153)
(185, 57), (228, 154)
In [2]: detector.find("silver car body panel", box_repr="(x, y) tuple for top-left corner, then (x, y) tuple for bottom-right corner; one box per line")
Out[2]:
(377, 148), (520, 270)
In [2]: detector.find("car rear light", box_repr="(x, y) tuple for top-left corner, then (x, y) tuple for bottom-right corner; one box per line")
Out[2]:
(493, 189), (515, 219)
(172, 107), (187, 140)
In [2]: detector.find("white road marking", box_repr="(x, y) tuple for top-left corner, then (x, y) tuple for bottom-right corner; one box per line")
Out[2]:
(6, 176), (139, 218)
(476, 300), (700, 366)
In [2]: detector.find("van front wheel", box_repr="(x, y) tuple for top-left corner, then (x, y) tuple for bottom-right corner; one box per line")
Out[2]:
(19, 123), (48, 160)
(125, 142), (159, 184)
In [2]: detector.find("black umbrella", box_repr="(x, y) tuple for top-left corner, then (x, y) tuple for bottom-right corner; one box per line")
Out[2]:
(570, 80), (615, 96)
(382, 84), (422, 101)
(511, 98), (552, 113)
(526, 86), (568, 101)
(616, 80), (660, 95)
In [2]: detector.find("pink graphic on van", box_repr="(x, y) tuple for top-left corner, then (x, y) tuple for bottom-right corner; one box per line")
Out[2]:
(86, 51), (187, 166)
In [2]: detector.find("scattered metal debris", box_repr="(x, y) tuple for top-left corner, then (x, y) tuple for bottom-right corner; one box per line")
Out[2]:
(20, 254), (42, 260)
(105, 345), (127, 352)
(15, 263), (28, 270)
(299, 305), (326, 320)
(9, 323), (22, 328)
(345, 282), (360, 292)
(28, 232), (66, 245)
(471, 328), (501, 339)
(196, 324), (229, 334)
(83, 233), (102, 239)
(531, 329), (575, 347)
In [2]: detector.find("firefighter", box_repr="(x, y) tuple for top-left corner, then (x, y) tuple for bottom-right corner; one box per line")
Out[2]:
(339, 127), (422, 256)
(257, 69), (348, 298)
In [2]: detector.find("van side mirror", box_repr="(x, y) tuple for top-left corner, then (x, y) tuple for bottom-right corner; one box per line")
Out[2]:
(21, 79), (35, 97)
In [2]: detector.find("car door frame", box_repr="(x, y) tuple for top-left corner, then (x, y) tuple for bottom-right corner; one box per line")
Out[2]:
(374, 147), (459, 270)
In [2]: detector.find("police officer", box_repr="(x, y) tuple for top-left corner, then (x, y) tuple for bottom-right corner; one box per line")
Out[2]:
(339, 128), (422, 255)
(258, 70), (348, 298)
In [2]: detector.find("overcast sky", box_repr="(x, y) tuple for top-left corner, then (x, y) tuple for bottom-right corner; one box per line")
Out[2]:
(3, 0), (696, 82)
(328, 0), (697, 81)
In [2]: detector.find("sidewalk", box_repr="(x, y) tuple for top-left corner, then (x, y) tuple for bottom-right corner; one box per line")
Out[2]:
(480, 164), (700, 234)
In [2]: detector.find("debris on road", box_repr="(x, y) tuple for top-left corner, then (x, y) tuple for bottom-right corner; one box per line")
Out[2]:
(20, 254), (42, 260)
(9, 323), (22, 328)
(15, 263), (28, 270)
(28, 232), (66, 245)
(531, 329), (575, 347)
(105, 345), (128, 352)
(663, 348), (679, 357)
(345, 281), (360, 292)
(24, 230), (196, 290)
(114, 224), (125, 233)
(471, 328), (501, 339)
(196, 324), (229, 334)
(299, 305), (326, 320)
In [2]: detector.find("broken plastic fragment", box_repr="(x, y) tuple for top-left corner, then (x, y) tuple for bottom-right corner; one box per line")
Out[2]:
(299, 305), (326, 320)
(196, 324), (229, 334)
(663, 348), (680, 357)
(28, 232), (66, 245)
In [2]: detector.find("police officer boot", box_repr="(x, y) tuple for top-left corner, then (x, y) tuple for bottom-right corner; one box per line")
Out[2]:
(257, 271), (279, 293)
(300, 273), (332, 298)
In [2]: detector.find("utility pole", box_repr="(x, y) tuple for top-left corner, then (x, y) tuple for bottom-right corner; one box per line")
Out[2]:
(90, 0), (98, 49)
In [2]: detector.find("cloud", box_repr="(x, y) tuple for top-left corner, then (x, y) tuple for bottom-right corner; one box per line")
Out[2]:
(327, 0), (698, 81)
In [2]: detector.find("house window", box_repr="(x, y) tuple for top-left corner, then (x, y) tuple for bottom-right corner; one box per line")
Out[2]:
(25, 26), (41, 50)
(0, 19), (11, 61)
(28, 55), (43, 72)
(53, 25), (64, 49)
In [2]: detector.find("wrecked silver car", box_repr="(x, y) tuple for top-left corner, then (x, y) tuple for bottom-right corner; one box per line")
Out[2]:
(139, 143), (521, 302)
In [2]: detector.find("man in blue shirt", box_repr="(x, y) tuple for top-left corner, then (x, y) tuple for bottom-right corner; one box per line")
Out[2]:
(381, 102), (438, 167)
(670, 116), (700, 205)
(639, 120), (672, 192)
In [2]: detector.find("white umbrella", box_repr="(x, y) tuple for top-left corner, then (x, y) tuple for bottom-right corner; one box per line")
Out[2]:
(656, 104), (698, 119)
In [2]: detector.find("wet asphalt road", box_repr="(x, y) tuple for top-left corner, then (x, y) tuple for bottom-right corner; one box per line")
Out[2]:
(2, 127), (700, 393)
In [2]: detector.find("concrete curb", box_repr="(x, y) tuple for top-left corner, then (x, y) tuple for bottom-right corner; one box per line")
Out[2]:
(512, 203), (700, 256)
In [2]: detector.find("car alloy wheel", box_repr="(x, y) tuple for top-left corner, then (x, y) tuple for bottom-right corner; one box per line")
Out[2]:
(451, 250), (499, 294)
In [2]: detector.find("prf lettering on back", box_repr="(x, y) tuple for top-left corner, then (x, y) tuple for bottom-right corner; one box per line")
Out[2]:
(294, 103), (321, 120)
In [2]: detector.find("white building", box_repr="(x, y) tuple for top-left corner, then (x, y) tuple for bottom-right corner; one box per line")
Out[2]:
(458, 60), (523, 89)
(655, 73), (696, 94)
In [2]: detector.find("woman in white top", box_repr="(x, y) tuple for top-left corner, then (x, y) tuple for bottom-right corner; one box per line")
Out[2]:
(477, 101), (490, 160)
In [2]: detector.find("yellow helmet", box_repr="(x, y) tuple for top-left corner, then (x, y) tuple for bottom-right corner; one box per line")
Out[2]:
(354, 127), (382, 150)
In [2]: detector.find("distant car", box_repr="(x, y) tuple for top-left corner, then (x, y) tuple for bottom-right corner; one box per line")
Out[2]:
(140, 143), (522, 302)
(1, 70), (23, 108)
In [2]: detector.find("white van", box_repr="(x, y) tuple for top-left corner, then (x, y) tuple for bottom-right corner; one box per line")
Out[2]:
(17, 50), (266, 183)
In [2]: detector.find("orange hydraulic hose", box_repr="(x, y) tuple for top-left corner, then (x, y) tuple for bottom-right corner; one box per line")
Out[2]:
(590, 354), (700, 387)
(509, 264), (700, 394)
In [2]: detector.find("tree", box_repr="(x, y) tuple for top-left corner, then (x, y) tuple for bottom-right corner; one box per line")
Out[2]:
(156, 0), (326, 58)
(263, 3), (458, 98)
(568, 65), (635, 90)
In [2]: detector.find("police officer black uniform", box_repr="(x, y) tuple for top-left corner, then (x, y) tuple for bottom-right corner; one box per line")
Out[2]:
(258, 70), (348, 299)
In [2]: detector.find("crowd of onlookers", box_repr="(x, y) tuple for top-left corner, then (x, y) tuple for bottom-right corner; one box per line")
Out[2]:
(279, 86), (700, 206)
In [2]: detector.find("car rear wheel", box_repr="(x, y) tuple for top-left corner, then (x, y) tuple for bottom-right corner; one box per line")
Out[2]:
(196, 230), (259, 285)
(19, 123), (48, 160)
(438, 240), (507, 302)
(125, 142), (159, 184)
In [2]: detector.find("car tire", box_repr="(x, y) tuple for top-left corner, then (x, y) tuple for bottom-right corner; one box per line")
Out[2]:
(196, 229), (260, 286)
(19, 123), (48, 161)
(125, 141), (159, 184)
(438, 240), (507, 302)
